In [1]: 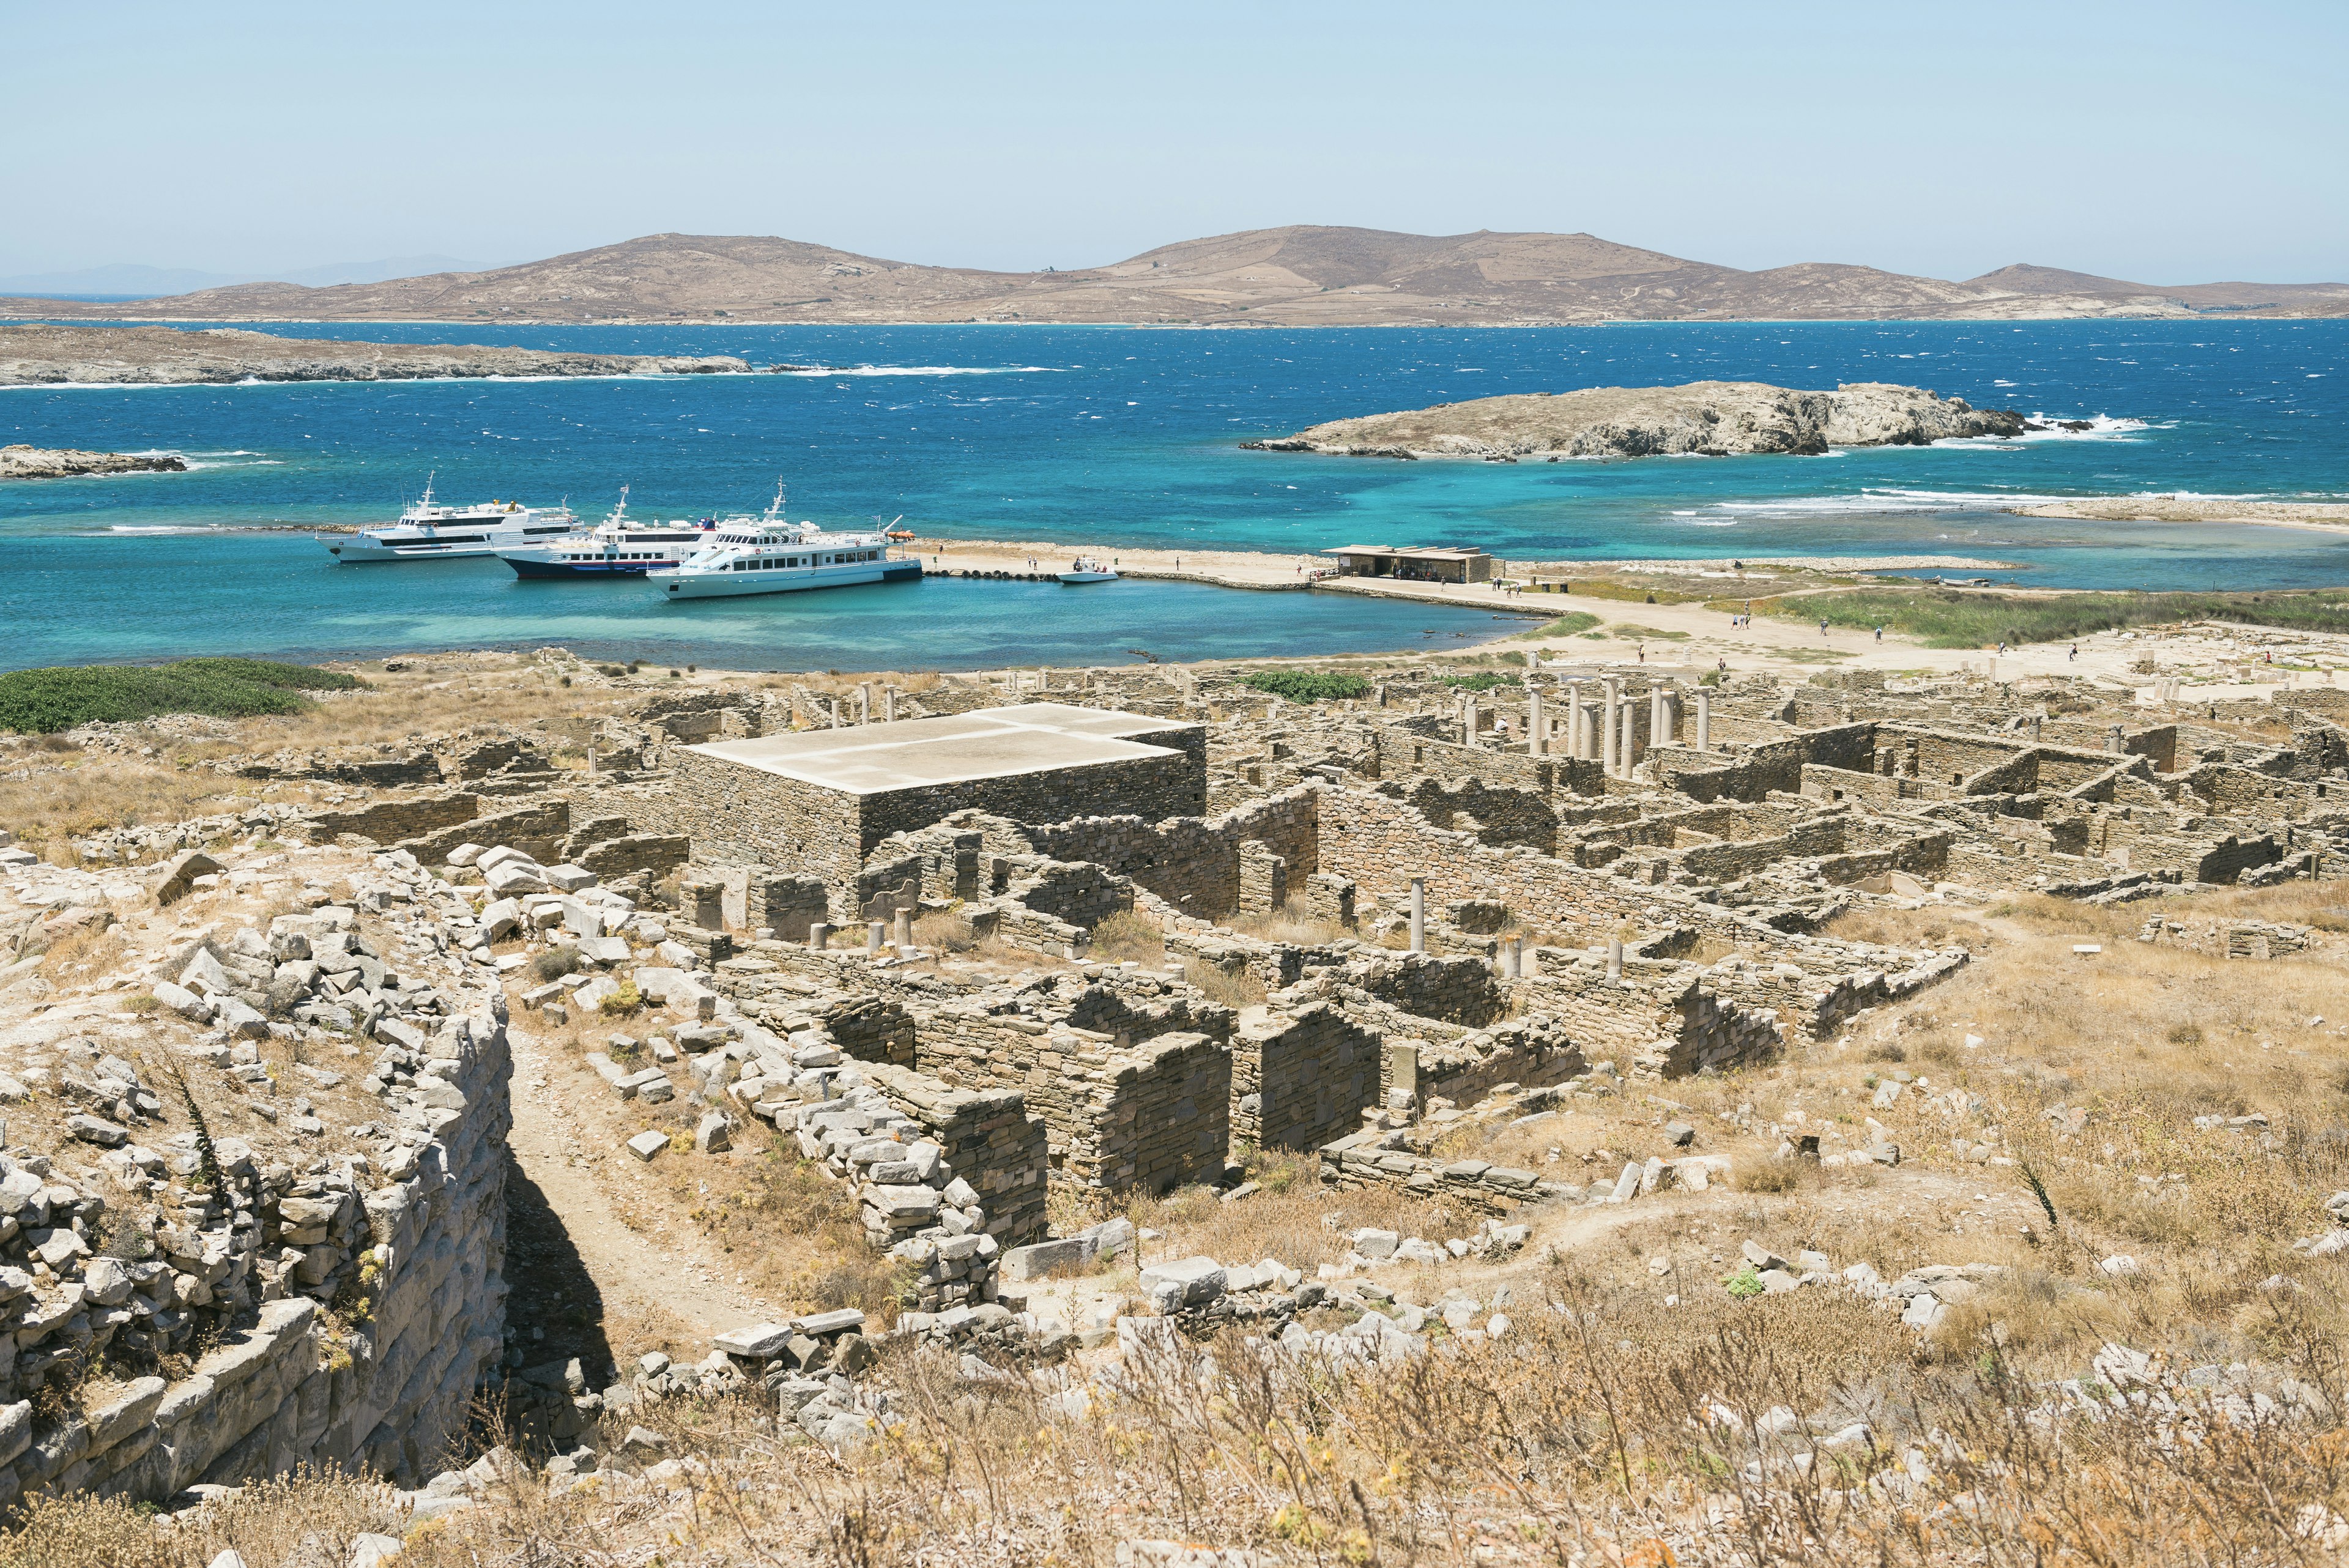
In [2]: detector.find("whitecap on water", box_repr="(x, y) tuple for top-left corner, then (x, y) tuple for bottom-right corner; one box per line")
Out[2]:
(771, 365), (1063, 377)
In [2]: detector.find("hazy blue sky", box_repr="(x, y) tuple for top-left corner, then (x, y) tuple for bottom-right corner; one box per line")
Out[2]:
(7, 0), (2344, 283)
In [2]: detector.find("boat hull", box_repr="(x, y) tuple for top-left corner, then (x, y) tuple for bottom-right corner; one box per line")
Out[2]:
(1057, 571), (1119, 584)
(656, 560), (922, 600)
(505, 555), (682, 579)
(321, 534), (505, 563)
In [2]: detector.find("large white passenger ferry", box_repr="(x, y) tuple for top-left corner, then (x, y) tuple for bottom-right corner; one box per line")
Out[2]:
(319, 475), (579, 563)
(650, 486), (921, 601)
(496, 487), (716, 579)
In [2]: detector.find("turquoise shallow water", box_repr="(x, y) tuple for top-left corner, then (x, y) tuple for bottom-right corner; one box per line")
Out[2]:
(2, 319), (2345, 671)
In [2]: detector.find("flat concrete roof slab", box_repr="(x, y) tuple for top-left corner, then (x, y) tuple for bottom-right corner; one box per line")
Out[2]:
(685, 702), (1198, 795)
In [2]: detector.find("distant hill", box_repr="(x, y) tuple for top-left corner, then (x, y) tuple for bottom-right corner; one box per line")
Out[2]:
(6, 227), (2343, 325)
(0, 255), (492, 300)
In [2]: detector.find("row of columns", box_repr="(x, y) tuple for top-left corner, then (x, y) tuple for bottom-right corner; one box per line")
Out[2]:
(817, 682), (904, 728)
(1516, 678), (1713, 776)
(804, 905), (918, 954)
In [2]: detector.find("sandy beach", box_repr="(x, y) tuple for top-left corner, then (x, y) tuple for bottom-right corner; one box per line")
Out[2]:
(2008, 497), (2349, 535)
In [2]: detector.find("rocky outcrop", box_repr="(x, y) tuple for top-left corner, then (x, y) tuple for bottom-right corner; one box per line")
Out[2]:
(1243, 381), (2026, 459)
(0, 324), (749, 386)
(0, 445), (187, 480)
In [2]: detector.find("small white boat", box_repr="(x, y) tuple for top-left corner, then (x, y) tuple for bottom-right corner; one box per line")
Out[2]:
(321, 473), (578, 563)
(1057, 556), (1119, 584)
(651, 483), (921, 601)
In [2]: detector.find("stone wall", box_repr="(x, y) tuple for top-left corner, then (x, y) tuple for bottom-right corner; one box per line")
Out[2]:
(1022, 786), (1320, 920)
(300, 792), (481, 847)
(666, 745), (1204, 916)
(396, 799), (571, 865)
(1231, 1001), (1383, 1152)
(855, 1061), (1050, 1246)
(2, 1011), (509, 1506)
(1347, 951), (1507, 1027)
(1237, 840), (1288, 913)
(1058, 1032), (1231, 1195)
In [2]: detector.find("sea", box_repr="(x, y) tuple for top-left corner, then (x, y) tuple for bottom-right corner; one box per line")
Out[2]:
(2, 318), (2345, 673)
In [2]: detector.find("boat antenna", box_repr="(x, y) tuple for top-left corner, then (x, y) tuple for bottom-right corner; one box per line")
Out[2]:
(420, 470), (435, 508)
(766, 478), (787, 522)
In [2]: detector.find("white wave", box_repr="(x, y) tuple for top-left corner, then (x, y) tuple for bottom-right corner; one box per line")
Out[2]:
(2015, 413), (2156, 440)
(773, 364), (1063, 377)
(1698, 488), (2076, 519)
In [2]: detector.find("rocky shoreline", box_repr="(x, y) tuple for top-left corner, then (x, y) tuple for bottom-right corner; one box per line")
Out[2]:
(0, 324), (749, 386)
(1244, 380), (2027, 459)
(0, 444), (188, 480)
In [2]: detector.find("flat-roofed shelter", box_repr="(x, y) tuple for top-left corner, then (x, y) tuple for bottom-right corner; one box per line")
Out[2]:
(667, 702), (1206, 896)
(1331, 545), (1493, 584)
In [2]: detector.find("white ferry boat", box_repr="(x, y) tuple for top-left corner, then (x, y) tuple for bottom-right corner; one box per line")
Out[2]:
(650, 486), (921, 601)
(496, 487), (716, 579)
(320, 474), (579, 563)
(1057, 556), (1119, 584)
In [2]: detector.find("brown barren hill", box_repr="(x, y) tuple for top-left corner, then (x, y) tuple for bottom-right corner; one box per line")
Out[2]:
(6, 226), (2345, 327)
(0, 322), (750, 384)
(1242, 381), (2027, 458)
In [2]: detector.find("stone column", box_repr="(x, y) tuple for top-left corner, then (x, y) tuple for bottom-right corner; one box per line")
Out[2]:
(1696, 689), (1711, 752)
(809, 923), (831, 951)
(1527, 685), (1545, 756)
(1463, 695), (1479, 746)
(1620, 702), (1637, 775)
(1601, 682), (1619, 775)
(1567, 682), (1584, 758)
(858, 683), (871, 724)
(1607, 936), (1624, 981)
(884, 686), (897, 723)
(1496, 938), (1518, 981)
(894, 907), (913, 950)
(828, 698), (842, 729)
(1408, 877), (1425, 954)
(866, 921), (885, 954)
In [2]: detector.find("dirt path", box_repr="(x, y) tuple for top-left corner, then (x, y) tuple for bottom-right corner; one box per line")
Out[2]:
(503, 1027), (759, 1361)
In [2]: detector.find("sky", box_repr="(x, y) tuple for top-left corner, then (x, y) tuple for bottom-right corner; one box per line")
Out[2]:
(6, 0), (2345, 284)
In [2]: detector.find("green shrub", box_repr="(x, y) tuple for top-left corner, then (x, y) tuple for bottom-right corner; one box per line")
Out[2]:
(1434, 671), (1522, 692)
(1238, 669), (1372, 703)
(530, 947), (582, 983)
(1721, 1264), (1765, 1299)
(0, 658), (361, 734)
(1509, 611), (1602, 639)
(1756, 586), (2349, 648)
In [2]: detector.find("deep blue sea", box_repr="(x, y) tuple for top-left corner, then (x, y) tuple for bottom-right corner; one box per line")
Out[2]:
(2, 319), (2344, 672)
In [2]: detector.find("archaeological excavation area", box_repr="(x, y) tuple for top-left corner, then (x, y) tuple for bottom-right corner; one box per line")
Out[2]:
(0, 639), (2345, 1554)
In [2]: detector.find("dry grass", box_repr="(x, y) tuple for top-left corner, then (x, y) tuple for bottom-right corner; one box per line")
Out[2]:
(1224, 894), (1350, 948)
(1121, 1153), (1466, 1270)
(0, 754), (278, 850)
(1181, 959), (1266, 1009)
(1088, 908), (1165, 966)
(62, 1255), (2337, 1568)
